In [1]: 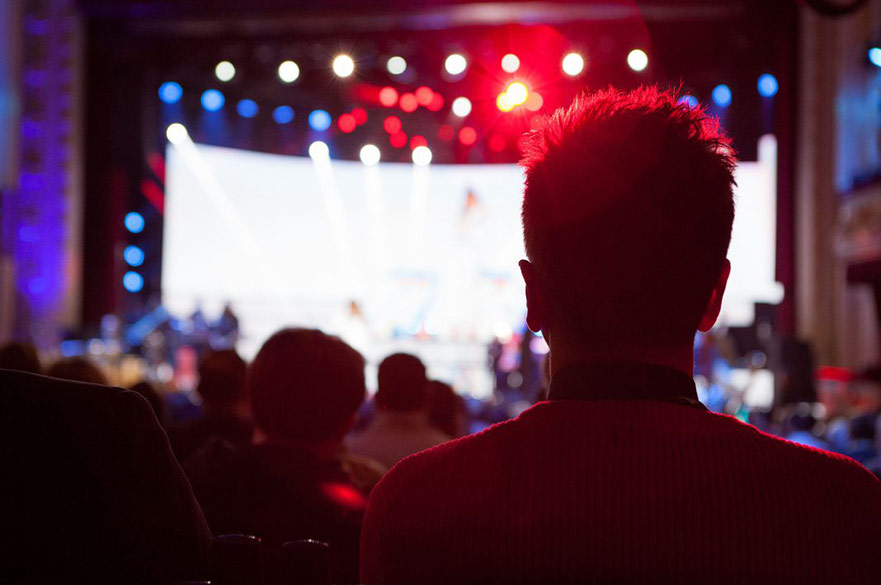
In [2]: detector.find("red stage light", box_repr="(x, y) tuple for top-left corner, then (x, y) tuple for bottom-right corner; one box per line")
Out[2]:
(458, 126), (477, 146)
(338, 113), (357, 133)
(410, 135), (428, 149)
(427, 93), (444, 112)
(351, 107), (367, 125)
(384, 115), (402, 134)
(438, 124), (455, 141)
(399, 93), (418, 112)
(390, 131), (408, 148)
(379, 87), (399, 107)
(488, 134), (506, 152)
(415, 86), (434, 106)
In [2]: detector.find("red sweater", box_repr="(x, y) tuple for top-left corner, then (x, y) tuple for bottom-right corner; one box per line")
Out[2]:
(361, 363), (881, 584)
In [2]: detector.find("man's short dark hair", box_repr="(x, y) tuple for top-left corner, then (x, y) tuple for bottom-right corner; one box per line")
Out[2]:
(197, 349), (247, 406)
(376, 353), (428, 412)
(249, 328), (365, 442)
(0, 342), (42, 375)
(520, 86), (736, 348)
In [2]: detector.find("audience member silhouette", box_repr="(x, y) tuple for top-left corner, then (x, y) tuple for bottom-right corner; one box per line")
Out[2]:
(185, 328), (383, 585)
(0, 341), (41, 374)
(171, 349), (253, 462)
(130, 380), (166, 427)
(426, 380), (467, 439)
(347, 353), (451, 468)
(360, 87), (881, 584)
(0, 368), (211, 584)
(46, 356), (109, 385)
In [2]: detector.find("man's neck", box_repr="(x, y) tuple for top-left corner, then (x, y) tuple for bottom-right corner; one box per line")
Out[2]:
(549, 339), (695, 378)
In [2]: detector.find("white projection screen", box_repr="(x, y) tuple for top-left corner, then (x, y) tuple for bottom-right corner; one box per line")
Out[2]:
(163, 137), (781, 397)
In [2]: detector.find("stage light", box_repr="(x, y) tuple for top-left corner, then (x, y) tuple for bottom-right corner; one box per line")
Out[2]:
(427, 93), (444, 111)
(338, 113), (357, 133)
(416, 86), (434, 106)
(333, 54), (355, 78)
(712, 84), (732, 108)
(158, 82), (182, 104)
(678, 94), (699, 108)
(496, 92), (515, 112)
(124, 212), (145, 234)
(412, 145), (432, 166)
(166, 123), (189, 144)
(278, 60), (300, 83)
(410, 135), (427, 149)
(309, 141), (330, 160)
(123, 271), (144, 293)
(445, 53), (468, 76)
(123, 245), (145, 267)
(458, 126), (477, 146)
(379, 87), (399, 107)
(201, 89), (225, 112)
(399, 93), (418, 113)
(627, 49), (648, 72)
(387, 56), (407, 75)
(452, 97), (472, 117)
(505, 81), (528, 106)
(351, 107), (367, 125)
(273, 105), (295, 124)
(390, 131), (407, 148)
(758, 73), (778, 97)
(360, 144), (381, 166)
(562, 52), (584, 76)
(525, 92), (543, 111)
(308, 109), (332, 131)
(237, 99), (259, 118)
(215, 61), (236, 82)
(384, 115), (402, 134)
(869, 47), (881, 68)
(501, 53), (520, 73)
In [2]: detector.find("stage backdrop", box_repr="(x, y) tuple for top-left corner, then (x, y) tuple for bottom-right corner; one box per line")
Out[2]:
(163, 138), (781, 396)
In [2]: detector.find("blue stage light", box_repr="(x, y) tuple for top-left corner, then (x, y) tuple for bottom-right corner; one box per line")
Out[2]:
(201, 89), (225, 112)
(712, 84), (732, 108)
(869, 47), (881, 68)
(757, 74), (778, 98)
(237, 99), (259, 118)
(308, 109), (332, 132)
(123, 271), (144, 293)
(124, 212), (145, 234)
(123, 245), (145, 267)
(158, 82), (183, 104)
(678, 94), (699, 108)
(273, 105), (295, 124)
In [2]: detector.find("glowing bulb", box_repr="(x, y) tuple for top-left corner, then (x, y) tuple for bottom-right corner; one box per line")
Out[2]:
(360, 144), (381, 166)
(496, 92), (516, 113)
(562, 53), (584, 76)
(412, 145), (432, 166)
(166, 123), (189, 144)
(215, 61), (236, 82)
(505, 81), (528, 106)
(309, 141), (330, 160)
(444, 53), (468, 76)
(501, 53), (520, 73)
(627, 49), (649, 72)
(451, 97), (472, 117)
(278, 60), (300, 83)
(387, 56), (407, 75)
(333, 54), (355, 78)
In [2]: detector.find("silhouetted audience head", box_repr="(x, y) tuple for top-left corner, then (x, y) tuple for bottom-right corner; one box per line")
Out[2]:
(131, 380), (165, 423)
(376, 353), (428, 412)
(46, 356), (108, 385)
(0, 341), (42, 374)
(197, 349), (247, 408)
(789, 403), (817, 433)
(249, 328), (365, 443)
(427, 380), (466, 438)
(519, 87), (736, 350)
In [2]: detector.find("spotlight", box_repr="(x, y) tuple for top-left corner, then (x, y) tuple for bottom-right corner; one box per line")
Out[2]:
(360, 144), (381, 166)
(384, 116), (402, 134)
(333, 54), (355, 78)
(390, 131), (408, 148)
(410, 135), (428, 150)
(309, 141), (330, 160)
(123, 245), (145, 267)
(351, 107), (367, 125)
(273, 106), (295, 124)
(123, 271), (144, 293)
(412, 145), (432, 166)
(524, 92), (543, 111)
(236, 99), (259, 118)
(399, 93), (418, 113)
(678, 94), (699, 108)
(338, 113), (357, 133)
(427, 94), (444, 111)
(496, 92), (515, 113)
(387, 56), (407, 75)
(758, 74), (778, 97)
(444, 53), (468, 76)
(415, 86), (434, 106)
(278, 60), (300, 83)
(626, 49), (649, 72)
(712, 84), (732, 108)
(215, 61), (236, 82)
(501, 53), (520, 73)
(166, 123), (189, 144)
(201, 89), (225, 112)
(458, 127), (477, 146)
(379, 86), (399, 107)
(451, 97), (472, 117)
(505, 81), (528, 106)
(308, 109), (332, 131)
(562, 52), (584, 76)
(158, 82), (182, 104)
(870, 47), (881, 68)
(124, 212), (145, 234)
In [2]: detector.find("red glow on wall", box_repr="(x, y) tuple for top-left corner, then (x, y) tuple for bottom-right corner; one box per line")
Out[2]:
(488, 134), (506, 152)
(390, 131), (408, 148)
(338, 113), (357, 133)
(410, 135), (428, 149)
(384, 116), (402, 134)
(399, 93), (418, 113)
(458, 126), (477, 146)
(379, 87), (399, 107)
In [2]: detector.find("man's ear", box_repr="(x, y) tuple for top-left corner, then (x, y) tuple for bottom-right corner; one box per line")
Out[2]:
(519, 259), (546, 334)
(698, 259), (731, 332)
